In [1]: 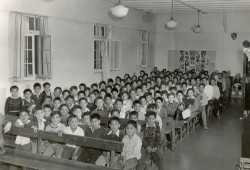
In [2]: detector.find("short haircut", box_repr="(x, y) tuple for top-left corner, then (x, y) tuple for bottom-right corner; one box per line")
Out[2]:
(77, 90), (85, 96)
(62, 89), (70, 95)
(33, 106), (42, 114)
(90, 113), (101, 120)
(155, 97), (163, 102)
(120, 91), (129, 97)
(54, 87), (62, 92)
(43, 104), (53, 111)
(67, 114), (78, 123)
(10, 85), (18, 91)
(44, 95), (52, 100)
(133, 100), (141, 106)
(73, 105), (82, 112)
(18, 109), (29, 117)
(23, 89), (32, 94)
(70, 86), (78, 91)
(139, 96), (146, 101)
(155, 90), (161, 94)
(53, 97), (61, 102)
(109, 116), (120, 124)
(108, 78), (114, 83)
(167, 92), (175, 98)
(58, 104), (69, 111)
(79, 97), (88, 103)
(144, 92), (151, 97)
(65, 95), (74, 101)
(82, 111), (91, 118)
(91, 83), (98, 88)
(110, 108), (120, 116)
(105, 85), (112, 90)
(187, 88), (194, 93)
(129, 111), (138, 118)
(199, 83), (205, 87)
(104, 93), (112, 99)
(176, 90), (183, 95)
(50, 111), (61, 118)
(146, 111), (156, 118)
(115, 98), (123, 104)
(33, 82), (41, 89)
(147, 103), (156, 110)
(125, 120), (137, 129)
(95, 96), (104, 103)
(43, 82), (50, 87)
(79, 83), (86, 88)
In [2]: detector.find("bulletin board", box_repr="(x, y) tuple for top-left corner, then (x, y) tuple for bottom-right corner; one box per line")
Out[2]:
(168, 50), (216, 74)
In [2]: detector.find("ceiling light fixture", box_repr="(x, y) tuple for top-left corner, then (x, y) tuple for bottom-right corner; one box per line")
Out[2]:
(166, 0), (177, 29)
(111, 0), (129, 18)
(193, 10), (203, 33)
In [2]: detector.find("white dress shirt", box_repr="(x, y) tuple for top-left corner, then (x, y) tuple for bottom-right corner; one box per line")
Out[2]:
(63, 126), (84, 148)
(121, 133), (142, 160)
(204, 85), (214, 100)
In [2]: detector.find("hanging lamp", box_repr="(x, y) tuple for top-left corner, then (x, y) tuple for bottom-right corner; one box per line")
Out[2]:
(193, 10), (203, 33)
(111, 0), (129, 18)
(166, 0), (177, 29)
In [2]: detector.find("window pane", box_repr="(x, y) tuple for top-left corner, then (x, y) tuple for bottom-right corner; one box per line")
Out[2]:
(28, 50), (32, 63)
(28, 36), (32, 49)
(29, 17), (34, 30)
(101, 26), (105, 37)
(25, 37), (28, 49)
(28, 64), (33, 76)
(36, 17), (41, 31)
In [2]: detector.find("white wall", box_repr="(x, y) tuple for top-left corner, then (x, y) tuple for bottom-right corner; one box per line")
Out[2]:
(155, 12), (250, 75)
(0, 0), (156, 113)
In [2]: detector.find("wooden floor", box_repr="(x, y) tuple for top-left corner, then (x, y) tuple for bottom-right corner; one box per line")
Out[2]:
(164, 100), (242, 170)
(0, 101), (243, 170)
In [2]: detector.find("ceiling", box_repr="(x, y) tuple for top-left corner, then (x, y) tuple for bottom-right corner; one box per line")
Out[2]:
(107, 0), (250, 14)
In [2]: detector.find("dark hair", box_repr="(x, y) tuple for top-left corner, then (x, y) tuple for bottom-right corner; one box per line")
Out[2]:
(132, 100), (140, 106)
(111, 88), (118, 93)
(18, 109), (29, 117)
(155, 97), (163, 102)
(73, 105), (82, 112)
(187, 88), (194, 93)
(59, 104), (69, 111)
(115, 98), (123, 104)
(79, 83), (86, 88)
(95, 96), (104, 103)
(43, 104), (53, 111)
(125, 120), (137, 129)
(53, 97), (61, 102)
(90, 113), (101, 120)
(167, 92), (175, 98)
(147, 103), (156, 110)
(33, 83), (41, 89)
(43, 82), (50, 87)
(70, 86), (78, 91)
(82, 111), (91, 118)
(104, 93), (112, 99)
(79, 97), (88, 103)
(199, 83), (205, 87)
(23, 89), (32, 94)
(110, 108), (120, 116)
(144, 92), (151, 97)
(62, 89), (70, 95)
(67, 114), (78, 123)
(91, 83), (98, 88)
(146, 111), (156, 118)
(129, 111), (138, 118)
(50, 111), (61, 118)
(54, 87), (62, 92)
(176, 90), (183, 95)
(77, 90), (85, 96)
(33, 106), (42, 114)
(65, 95), (74, 101)
(10, 85), (18, 91)
(109, 116), (120, 124)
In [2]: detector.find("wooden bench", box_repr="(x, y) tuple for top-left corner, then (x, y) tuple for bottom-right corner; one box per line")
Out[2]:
(1, 126), (123, 169)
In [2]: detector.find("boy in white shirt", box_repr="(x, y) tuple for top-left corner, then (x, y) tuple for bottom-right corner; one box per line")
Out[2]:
(60, 115), (84, 160)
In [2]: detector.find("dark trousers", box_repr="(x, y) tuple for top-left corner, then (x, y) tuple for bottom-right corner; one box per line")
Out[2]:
(212, 99), (220, 114)
(77, 148), (102, 164)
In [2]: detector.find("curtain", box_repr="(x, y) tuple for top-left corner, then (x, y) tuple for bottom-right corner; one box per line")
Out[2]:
(101, 40), (110, 81)
(8, 12), (25, 82)
(40, 16), (49, 35)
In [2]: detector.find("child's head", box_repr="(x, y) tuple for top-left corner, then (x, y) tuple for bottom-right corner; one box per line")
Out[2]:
(79, 97), (88, 109)
(121, 91), (129, 101)
(91, 83), (98, 90)
(115, 98), (123, 111)
(155, 97), (163, 108)
(65, 95), (74, 107)
(105, 93), (112, 106)
(67, 115), (78, 129)
(82, 111), (91, 124)
(111, 88), (119, 99)
(144, 92), (152, 103)
(10, 85), (19, 98)
(70, 86), (78, 96)
(129, 111), (138, 122)
(90, 113), (101, 129)
(110, 108), (120, 117)
(18, 109), (29, 123)
(187, 88), (194, 98)
(43, 96), (52, 105)
(125, 120), (137, 136)
(33, 106), (44, 120)
(100, 89), (106, 99)
(33, 83), (41, 94)
(42, 104), (53, 117)
(59, 104), (69, 116)
(79, 83), (86, 91)
(53, 97), (61, 110)
(95, 96), (104, 109)
(109, 117), (121, 132)
(73, 105), (83, 119)
(77, 91), (85, 99)
(168, 92), (175, 103)
(147, 103), (156, 112)
(43, 82), (51, 92)
(62, 90), (70, 99)
(50, 111), (61, 126)
(23, 89), (32, 99)
(28, 104), (36, 114)
(132, 100), (141, 112)
(89, 92), (96, 103)
(139, 96), (147, 107)
(53, 87), (62, 98)
(146, 111), (156, 126)
(176, 90), (184, 101)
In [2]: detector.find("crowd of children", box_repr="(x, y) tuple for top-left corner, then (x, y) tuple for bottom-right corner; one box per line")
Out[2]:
(2, 67), (234, 170)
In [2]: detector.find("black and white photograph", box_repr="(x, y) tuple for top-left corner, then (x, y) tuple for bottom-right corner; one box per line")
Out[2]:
(0, 0), (250, 170)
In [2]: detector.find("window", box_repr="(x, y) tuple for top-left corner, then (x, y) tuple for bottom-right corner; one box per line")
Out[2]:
(23, 15), (51, 80)
(94, 24), (120, 71)
(139, 31), (155, 67)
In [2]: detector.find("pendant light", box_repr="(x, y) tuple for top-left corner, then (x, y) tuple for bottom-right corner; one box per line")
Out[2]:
(193, 10), (203, 33)
(166, 0), (177, 29)
(111, 0), (129, 18)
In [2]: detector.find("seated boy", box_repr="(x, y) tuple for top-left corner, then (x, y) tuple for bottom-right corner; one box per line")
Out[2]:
(53, 97), (62, 111)
(43, 111), (65, 158)
(115, 98), (126, 118)
(23, 89), (35, 109)
(78, 113), (106, 164)
(42, 96), (52, 107)
(130, 100), (145, 120)
(95, 117), (125, 167)
(110, 108), (120, 117)
(147, 103), (163, 130)
(72, 105), (83, 121)
(79, 97), (90, 113)
(4, 85), (23, 116)
(87, 92), (97, 111)
(32, 83), (43, 106)
(60, 115), (84, 160)
(59, 104), (70, 125)
(139, 111), (163, 170)
(92, 96), (109, 117)
(104, 93), (113, 113)
(81, 111), (91, 131)
(128, 111), (141, 132)
(113, 120), (142, 170)
(42, 104), (53, 120)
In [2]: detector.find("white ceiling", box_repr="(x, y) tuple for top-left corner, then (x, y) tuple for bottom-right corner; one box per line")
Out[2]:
(107, 0), (250, 14)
